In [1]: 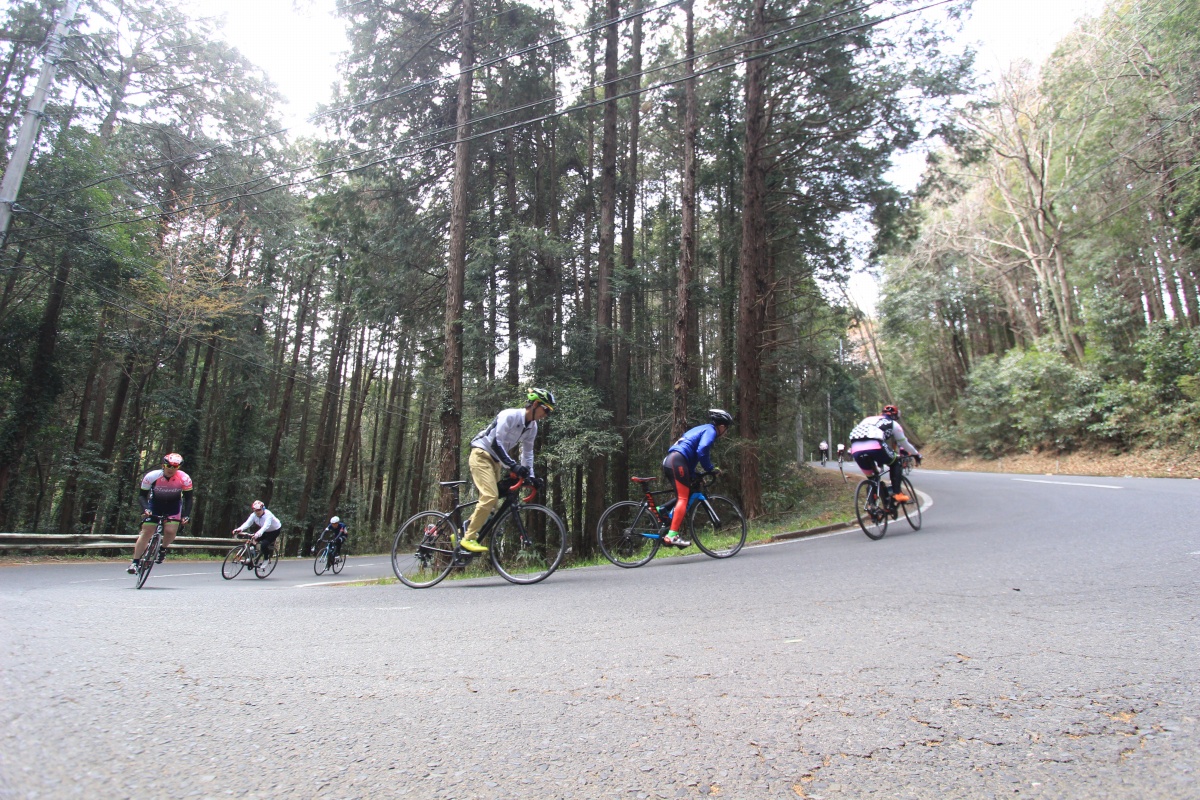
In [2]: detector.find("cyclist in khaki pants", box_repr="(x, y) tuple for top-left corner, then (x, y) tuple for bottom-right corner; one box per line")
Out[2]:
(459, 388), (555, 552)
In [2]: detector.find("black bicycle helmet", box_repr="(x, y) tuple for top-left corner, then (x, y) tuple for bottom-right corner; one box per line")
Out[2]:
(708, 409), (733, 427)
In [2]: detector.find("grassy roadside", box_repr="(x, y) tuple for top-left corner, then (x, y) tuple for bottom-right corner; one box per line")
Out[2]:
(922, 443), (1200, 480)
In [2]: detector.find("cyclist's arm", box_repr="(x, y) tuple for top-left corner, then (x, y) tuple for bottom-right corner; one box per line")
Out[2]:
(518, 423), (537, 478)
(890, 424), (920, 459)
(696, 426), (718, 473)
(181, 489), (194, 520)
(138, 488), (152, 514)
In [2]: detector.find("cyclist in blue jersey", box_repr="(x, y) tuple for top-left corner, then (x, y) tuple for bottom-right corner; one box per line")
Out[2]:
(660, 409), (733, 548)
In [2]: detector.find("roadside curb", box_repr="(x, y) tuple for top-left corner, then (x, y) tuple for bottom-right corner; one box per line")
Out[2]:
(768, 520), (855, 542)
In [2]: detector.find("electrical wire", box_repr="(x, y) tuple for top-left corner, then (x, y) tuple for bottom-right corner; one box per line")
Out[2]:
(9, 0), (920, 244)
(18, 0), (685, 207)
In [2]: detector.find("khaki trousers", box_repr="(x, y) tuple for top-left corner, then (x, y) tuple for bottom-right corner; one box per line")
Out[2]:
(464, 447), (505, 540)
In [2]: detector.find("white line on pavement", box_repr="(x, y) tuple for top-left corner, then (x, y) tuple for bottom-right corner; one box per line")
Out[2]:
(1013, 479), (1123, 489)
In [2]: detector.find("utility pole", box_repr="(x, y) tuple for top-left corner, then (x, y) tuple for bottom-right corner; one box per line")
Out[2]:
(0, 0), (80, 249)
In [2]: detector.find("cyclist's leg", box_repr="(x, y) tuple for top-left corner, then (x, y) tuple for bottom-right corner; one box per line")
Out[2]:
(132, 521), (156, 560)
(260, 530), (280, 560)
(662, 452), (693, 543)
(888, 457), (906, 499)
(463, 448), (502, 546)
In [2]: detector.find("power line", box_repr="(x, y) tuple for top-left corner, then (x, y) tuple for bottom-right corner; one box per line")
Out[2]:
(18, 0), (684, 208)
(10, 0), (907, 244)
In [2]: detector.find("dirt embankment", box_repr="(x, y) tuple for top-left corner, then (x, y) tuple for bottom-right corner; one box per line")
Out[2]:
(922, 445), (1200, 480)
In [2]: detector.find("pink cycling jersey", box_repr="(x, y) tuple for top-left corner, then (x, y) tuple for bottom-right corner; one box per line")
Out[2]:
(140, 469), (194, 520)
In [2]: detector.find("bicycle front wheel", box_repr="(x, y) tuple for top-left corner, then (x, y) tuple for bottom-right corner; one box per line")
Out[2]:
(221, 545), (246, 579)
(689, 496), (747, 558)
(490, 503), (567, 584)
(855, 479), (888, 540)
(899, 478), (922, 531)
(332, 549), (346, 575)
(597, 501), (661, 568)
(255, 549), (278, 578)
(313, 546), (329, 576)
(135, 535), (159, 589)
(392, 511), (456, 588)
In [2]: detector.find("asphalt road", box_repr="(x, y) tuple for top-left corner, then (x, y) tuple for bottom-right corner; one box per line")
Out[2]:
(1, 468), (1197, 799)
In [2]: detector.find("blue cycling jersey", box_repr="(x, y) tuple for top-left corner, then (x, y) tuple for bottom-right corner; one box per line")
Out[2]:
(667, 424), (719, 473)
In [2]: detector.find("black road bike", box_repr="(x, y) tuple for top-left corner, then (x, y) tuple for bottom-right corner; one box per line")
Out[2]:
(596, 471), (747, 568)
(133, 515), (173, 589)
(312, 537), (347, 576)
(221, 533), (279, 579)
(854, 469), (922, 540)
(391, 475), (567, 588)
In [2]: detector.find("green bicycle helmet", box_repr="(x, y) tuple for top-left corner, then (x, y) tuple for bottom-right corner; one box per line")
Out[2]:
(527, 387), (556, 411)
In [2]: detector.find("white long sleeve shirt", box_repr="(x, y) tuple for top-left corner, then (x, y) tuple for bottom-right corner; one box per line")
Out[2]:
(470, 408), (537, 476)
(237, 509), (281, 535)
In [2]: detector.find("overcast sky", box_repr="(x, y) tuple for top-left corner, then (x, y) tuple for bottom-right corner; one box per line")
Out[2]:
(191, 0), (1109, 136)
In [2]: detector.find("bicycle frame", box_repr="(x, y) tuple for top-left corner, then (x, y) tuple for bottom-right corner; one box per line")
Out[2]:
(631, 475), (721, 540)
(445, 477), (536, 556)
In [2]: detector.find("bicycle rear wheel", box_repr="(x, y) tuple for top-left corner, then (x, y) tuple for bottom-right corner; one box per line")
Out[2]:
(313, 546), (329, 576)
(135, 535), (159, 589)
(332, 549), (346, 575)
(689, 496), (747, 558)
(255, 549), (278, 578)
(855, 479), (888, 540)
(898, 477), (922, 531)
(597, 501), (661, 568)
(392, 511), (456, 588)
(490, 503), (567, 584)
(221, 545), (246, 579)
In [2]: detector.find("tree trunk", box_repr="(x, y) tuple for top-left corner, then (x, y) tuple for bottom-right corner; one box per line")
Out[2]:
(672, 0), (697, 440)
(734, 0), (769, 519)
(614, 2), (644, 496)
(438, 0), (475, 508)
(586, 0), (621, 544)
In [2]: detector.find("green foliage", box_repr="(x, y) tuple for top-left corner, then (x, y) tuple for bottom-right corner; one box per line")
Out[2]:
(537, 383), (624, 473)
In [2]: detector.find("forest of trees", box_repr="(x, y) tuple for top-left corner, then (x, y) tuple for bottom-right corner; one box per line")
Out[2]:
(879, 0), (1200, 458)
(12, 0), (1129, 554)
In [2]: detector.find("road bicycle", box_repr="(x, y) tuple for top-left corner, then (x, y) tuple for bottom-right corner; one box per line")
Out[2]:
(221, 533), (279, 579)
(596, 471), (747, 568)
(133, 514), (173, 589)
(312, 537), (347, 576)
(391, 474), (567, 588)
(854, 467), (922, 540)
(899, 451), (916, 477)
(837, 447), (849, 482)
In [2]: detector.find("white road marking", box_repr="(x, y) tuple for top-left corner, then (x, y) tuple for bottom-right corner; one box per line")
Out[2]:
(1013, 479), (1123, 489)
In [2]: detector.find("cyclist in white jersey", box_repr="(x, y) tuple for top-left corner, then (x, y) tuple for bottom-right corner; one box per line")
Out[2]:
(233, 500), (283, 563)
(459, 388), (554, 553)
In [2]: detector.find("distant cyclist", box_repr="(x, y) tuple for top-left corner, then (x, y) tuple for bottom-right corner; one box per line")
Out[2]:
(315, 516), (348, 559)
(818, 440), (829, 465)
(128, 453), (193, 574)
(232, 500), (282, 565)
(459, 388), (555, 553)
(661, 409), (733, 548)
(848, 405), (921, 505)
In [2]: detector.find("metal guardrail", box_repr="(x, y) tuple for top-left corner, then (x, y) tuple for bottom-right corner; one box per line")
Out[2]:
(0, 533), (242, 551)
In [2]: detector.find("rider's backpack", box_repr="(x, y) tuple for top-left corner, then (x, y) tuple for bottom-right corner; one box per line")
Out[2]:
(849, 416), (893, 443)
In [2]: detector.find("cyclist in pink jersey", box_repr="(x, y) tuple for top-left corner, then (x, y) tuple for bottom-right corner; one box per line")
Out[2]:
(126, 453), (194, 574)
